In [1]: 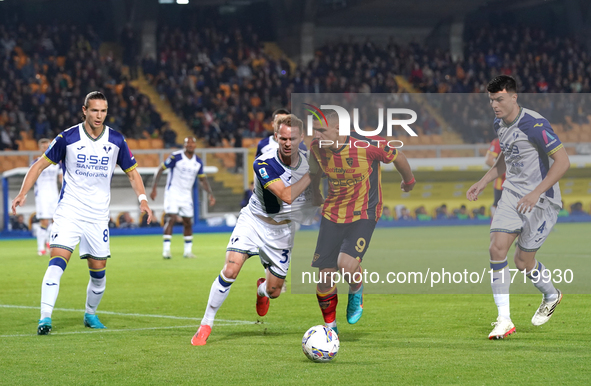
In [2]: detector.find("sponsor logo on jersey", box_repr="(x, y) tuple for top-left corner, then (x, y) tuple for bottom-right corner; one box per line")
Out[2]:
(77, 146), (85, 150)
(328, 174), (366, 187)
(258, 162), (268, 165)
(543, 130), (557, 147)
(534, 123), (544, 128)
(325, 167), (355, 174)
(48, 138), (58, 150)
(259, 167), (269, 179)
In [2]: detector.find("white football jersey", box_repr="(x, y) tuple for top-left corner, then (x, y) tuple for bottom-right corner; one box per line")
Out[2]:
(494, 107), (563, 208)
(249, 149), (315, 224)
(34, 159), (61, 204)
(44, 123), (137, 223)
(162, 150), (205, 199)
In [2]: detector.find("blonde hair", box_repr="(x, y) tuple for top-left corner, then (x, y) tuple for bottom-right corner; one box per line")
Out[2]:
(274, 114), (303, 134)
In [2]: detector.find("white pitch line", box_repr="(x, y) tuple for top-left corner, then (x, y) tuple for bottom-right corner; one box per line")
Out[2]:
(0, 324), (243, 338)
(0, 304), (254, 325)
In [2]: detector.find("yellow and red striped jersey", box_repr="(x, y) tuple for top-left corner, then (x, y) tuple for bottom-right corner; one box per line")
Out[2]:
(310, 134), (398, 224)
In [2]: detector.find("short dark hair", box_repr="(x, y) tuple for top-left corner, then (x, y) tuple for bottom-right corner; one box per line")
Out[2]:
(84, 91), (107, 108)
(272, 108), (290, 119)
(487, 75), (517, 93)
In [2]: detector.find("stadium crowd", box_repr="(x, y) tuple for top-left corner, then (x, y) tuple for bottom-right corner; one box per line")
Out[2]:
(0, 23), (165, 151)
(379, 201), (587, 222)
(147, 21), (591, 146)
(2, 19), (591, 151)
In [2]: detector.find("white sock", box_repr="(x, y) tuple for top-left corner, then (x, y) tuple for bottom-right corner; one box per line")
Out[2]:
(40, 261), (66, 319)
(86, 271), (106, 314)
(37, 225), (47, 252)
(163, 235), (171, 254)
(527, 260), (558, 301)
(202, 271), (235, 326)
(257, 280), (269, 298)
(184, 236), (193, 255)
(490, 258), (511, 320)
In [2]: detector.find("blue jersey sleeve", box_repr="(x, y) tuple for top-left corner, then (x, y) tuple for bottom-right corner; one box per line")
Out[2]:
(253, 159), (282, 189)
(299, 141), (308, 152)
(162, 153), (178, 170)
(117, 139), (138, 172)
(196, 155), (205, 177)
(44, 134), (67, 164)
(527, 120), (563, 156)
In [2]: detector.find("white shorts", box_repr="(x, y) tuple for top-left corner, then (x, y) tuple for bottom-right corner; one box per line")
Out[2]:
(49, 215), (111, 259)
(164, 193), (193, 218)
(35, 197), (58, 220)
(226, 207), (296, 279)
(490, 189), (559, 252)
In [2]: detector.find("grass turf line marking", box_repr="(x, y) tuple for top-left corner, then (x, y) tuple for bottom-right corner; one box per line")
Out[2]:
(0, 304), (254, 325)
(0, 324), (235, 338)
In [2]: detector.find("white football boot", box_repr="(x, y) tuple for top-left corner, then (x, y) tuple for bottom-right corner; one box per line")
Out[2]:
(531, 289), (562, 326)
(489, 316), (516, 340)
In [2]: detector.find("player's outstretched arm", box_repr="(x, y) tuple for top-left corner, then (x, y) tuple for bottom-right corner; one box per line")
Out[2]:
(126, 168), (154, 223)
(198, 176), (216, 206)
(485, 151), (497, 168)
(467, 154), (506, 201)
(308, 153), (324, 206)
(310, 172), (324, 206)
(516, 147), (570, 213)
(11, 157), (52, 214)
(266, 173), (312, 205)
(150, 166), (165, 200)
(393, 151), (416, 192)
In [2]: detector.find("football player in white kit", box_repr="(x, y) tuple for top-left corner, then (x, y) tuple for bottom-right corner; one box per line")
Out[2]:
(11, 91), (154, 335)
(150, 137), (215, 259)
(467, 76), (570, 339)
(191, 114), (315, 346)
(256, 109), (308, 158)
(33, 138), (62, 255)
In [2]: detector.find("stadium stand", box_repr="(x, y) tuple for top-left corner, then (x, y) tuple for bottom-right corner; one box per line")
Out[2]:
(0, 23), (165, 158)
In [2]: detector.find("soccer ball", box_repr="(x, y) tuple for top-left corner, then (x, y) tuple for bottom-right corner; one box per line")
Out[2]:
(301, 325), (339, 362)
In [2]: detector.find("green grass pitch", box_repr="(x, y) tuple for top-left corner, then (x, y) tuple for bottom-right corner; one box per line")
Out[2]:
(1, 224), (590, 385)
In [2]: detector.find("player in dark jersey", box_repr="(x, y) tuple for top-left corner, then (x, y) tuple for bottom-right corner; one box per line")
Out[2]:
(309, 111), (415, 334)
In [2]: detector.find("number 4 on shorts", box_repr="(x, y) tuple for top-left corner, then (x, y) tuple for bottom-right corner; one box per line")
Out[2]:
(537, 221), (546, 233)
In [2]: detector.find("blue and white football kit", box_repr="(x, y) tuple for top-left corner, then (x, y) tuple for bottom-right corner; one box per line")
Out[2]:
(161, 150), (205, 218)
(43, 123), (137, 259)
(490, 107), (564, 251)
(227, 149), (315, 278)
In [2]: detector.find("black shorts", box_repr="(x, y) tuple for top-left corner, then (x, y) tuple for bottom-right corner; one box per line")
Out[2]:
(311, 217), (377, 269)
(493, 188), (503, 207)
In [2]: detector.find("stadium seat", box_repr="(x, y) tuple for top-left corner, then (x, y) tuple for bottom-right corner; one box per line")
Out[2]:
(242, 138), (259, 148)
(0, 158), (14, 172)
(126, 139), (139, 149)
(138, 139), (151, 149)
(150, 138), (164, 149)
(563, 131), (579, 142)
(23, 139), (38, 150)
